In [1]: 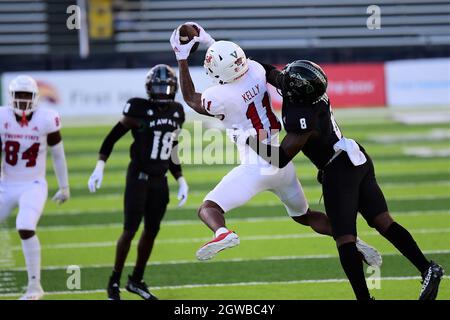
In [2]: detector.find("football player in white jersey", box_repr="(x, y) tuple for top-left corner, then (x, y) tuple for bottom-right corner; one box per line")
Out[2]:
(169, 23), (381, 266)
(0, 75), (70, 300)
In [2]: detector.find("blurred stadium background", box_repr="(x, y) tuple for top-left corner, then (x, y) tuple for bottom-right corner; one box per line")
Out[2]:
(0, 0), (449, 300)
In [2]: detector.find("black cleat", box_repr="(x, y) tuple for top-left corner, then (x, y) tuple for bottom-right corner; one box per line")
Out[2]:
(419, 261), (445, 300)
(107, 279), (121, 300)
(125, 276), (158, 300)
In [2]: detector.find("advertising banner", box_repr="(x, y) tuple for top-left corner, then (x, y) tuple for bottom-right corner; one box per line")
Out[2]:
(385, 58), (450, 107)
(1, 68), (213, 118)
(269, 63), (386, 109)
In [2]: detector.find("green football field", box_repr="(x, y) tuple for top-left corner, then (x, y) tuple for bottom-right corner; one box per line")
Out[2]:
(0, 110), (449, 300)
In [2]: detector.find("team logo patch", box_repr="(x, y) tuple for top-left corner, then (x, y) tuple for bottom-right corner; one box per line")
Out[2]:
(173, 111), (180, 118)
(147, 109), (154, 116)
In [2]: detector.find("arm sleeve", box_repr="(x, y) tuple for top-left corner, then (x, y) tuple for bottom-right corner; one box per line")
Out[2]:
(283, 106), (316, 134)
(99, 122), (130, 160)
(256, 61), (281, 88)
(46, 110), (62, 134)
(50, 142), (69, 189)
(201, 89), (225, 120)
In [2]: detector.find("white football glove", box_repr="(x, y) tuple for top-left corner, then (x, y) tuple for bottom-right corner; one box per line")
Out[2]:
(227, 126), (257, 146)
(176, 176), (189, 207)
(88, 160), (105, 193)
(184, 22), (215, 47)
(170, 28), (199, 61)
(52, 187), (70, 205)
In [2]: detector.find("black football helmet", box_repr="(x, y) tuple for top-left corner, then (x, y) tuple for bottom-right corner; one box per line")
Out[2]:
(146, 64), (178, 101)
(277, 60), (328, 104)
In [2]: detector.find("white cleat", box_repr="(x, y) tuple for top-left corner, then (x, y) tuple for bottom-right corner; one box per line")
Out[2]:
(196, 231), (240, 261)
(19, 283), (44, 300)
(356, 237), (383, 268)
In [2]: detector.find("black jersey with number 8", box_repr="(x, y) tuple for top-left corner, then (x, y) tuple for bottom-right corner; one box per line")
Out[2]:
(282, 94), (342, 169)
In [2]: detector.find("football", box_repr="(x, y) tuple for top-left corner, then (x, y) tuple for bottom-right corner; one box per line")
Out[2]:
(179, 23), (200, 53)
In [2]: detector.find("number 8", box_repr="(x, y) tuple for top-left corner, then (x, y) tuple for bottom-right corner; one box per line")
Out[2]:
(300, 118), (307, 129)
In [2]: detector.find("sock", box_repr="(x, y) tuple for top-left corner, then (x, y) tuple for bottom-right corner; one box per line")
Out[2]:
(131, 266), (145, 282)
(382, 222), (430, 274)
(110, 270), (121, 284)
(21, 235), (41, 285)
(338, 242), (371, 300)
(215, 227), (229, 238)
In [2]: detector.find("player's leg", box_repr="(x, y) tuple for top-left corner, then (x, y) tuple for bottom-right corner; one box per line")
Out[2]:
(274, 162), (381, 266)
(270, 162), (332, 235)
(198, 200), (226, 233)
(16, 180), (48, 300)
(196, 165), (266, 260)
(0, 183), (19, 225)
(359, 155), (444, 300)
(323, 155), (371, 300)
(126, 176), (169, 300)
(108, 165), (146, 300)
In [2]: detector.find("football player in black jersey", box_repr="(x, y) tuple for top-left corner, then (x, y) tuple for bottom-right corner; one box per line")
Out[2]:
(87, 64), (188, 300)
(244, 60), (444, 300)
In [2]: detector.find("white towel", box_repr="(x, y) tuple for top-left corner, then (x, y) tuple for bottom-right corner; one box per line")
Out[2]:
(333, 137), (367, 166)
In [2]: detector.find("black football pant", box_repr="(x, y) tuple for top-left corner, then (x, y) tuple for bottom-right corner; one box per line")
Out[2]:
(123, 163), (169, 236)
(321, 150), (388, 239)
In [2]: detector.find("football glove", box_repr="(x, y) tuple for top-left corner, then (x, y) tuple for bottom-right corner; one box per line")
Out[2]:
(88, 160), (105, 193)
(184, 21), (215, 47)
(52, 187), (70, 205)
(176, 176), (189, 207)
(170, 28), (199, 61)
(227, 126), (257, 146)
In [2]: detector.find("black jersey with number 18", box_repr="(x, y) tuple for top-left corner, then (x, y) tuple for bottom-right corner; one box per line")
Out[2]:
(282, 94), (343, 169)
(123, 98), (185, 176)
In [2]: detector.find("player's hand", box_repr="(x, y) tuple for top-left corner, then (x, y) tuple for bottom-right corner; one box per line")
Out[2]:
(185, 22), (215, 47)
(170, 28), (199, 61)
(52, 187), (70, 205)
(88, 160), (105, 193)
(176, 176), (189, 207)
(228, 126), (257, 146)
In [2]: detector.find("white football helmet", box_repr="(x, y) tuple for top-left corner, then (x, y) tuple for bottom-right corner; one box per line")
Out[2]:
(204, 41), (249, 84)
(9, 75), (40, 116)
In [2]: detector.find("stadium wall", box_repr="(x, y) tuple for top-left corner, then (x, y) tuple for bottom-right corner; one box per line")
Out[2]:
(1, 58), (449, 119)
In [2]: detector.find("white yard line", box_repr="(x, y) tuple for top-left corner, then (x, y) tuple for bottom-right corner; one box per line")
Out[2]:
(44, 191), (450, 209)
(4, 210), (450, 232)
(1, 275), (449, 298)
(35, 192), (450, 217)
(10, 227), (450, 251)
(46, 180), (450, 201)
(8, 249), (450, 272)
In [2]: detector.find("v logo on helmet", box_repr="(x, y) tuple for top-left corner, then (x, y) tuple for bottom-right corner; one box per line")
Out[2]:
(230, 51), (238, 58)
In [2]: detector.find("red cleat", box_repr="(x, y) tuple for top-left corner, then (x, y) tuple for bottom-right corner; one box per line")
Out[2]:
(196, 231), (240, 261)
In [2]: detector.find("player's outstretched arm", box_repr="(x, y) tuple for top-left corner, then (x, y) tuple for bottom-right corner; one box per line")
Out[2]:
(177, 60), (211, 116)
(48, 131), (70, 204)
(257, 61), (282, 88)
(247, 131), (311, 168)
(169, 26), (211, 116)
(88, 116), (136, 193)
